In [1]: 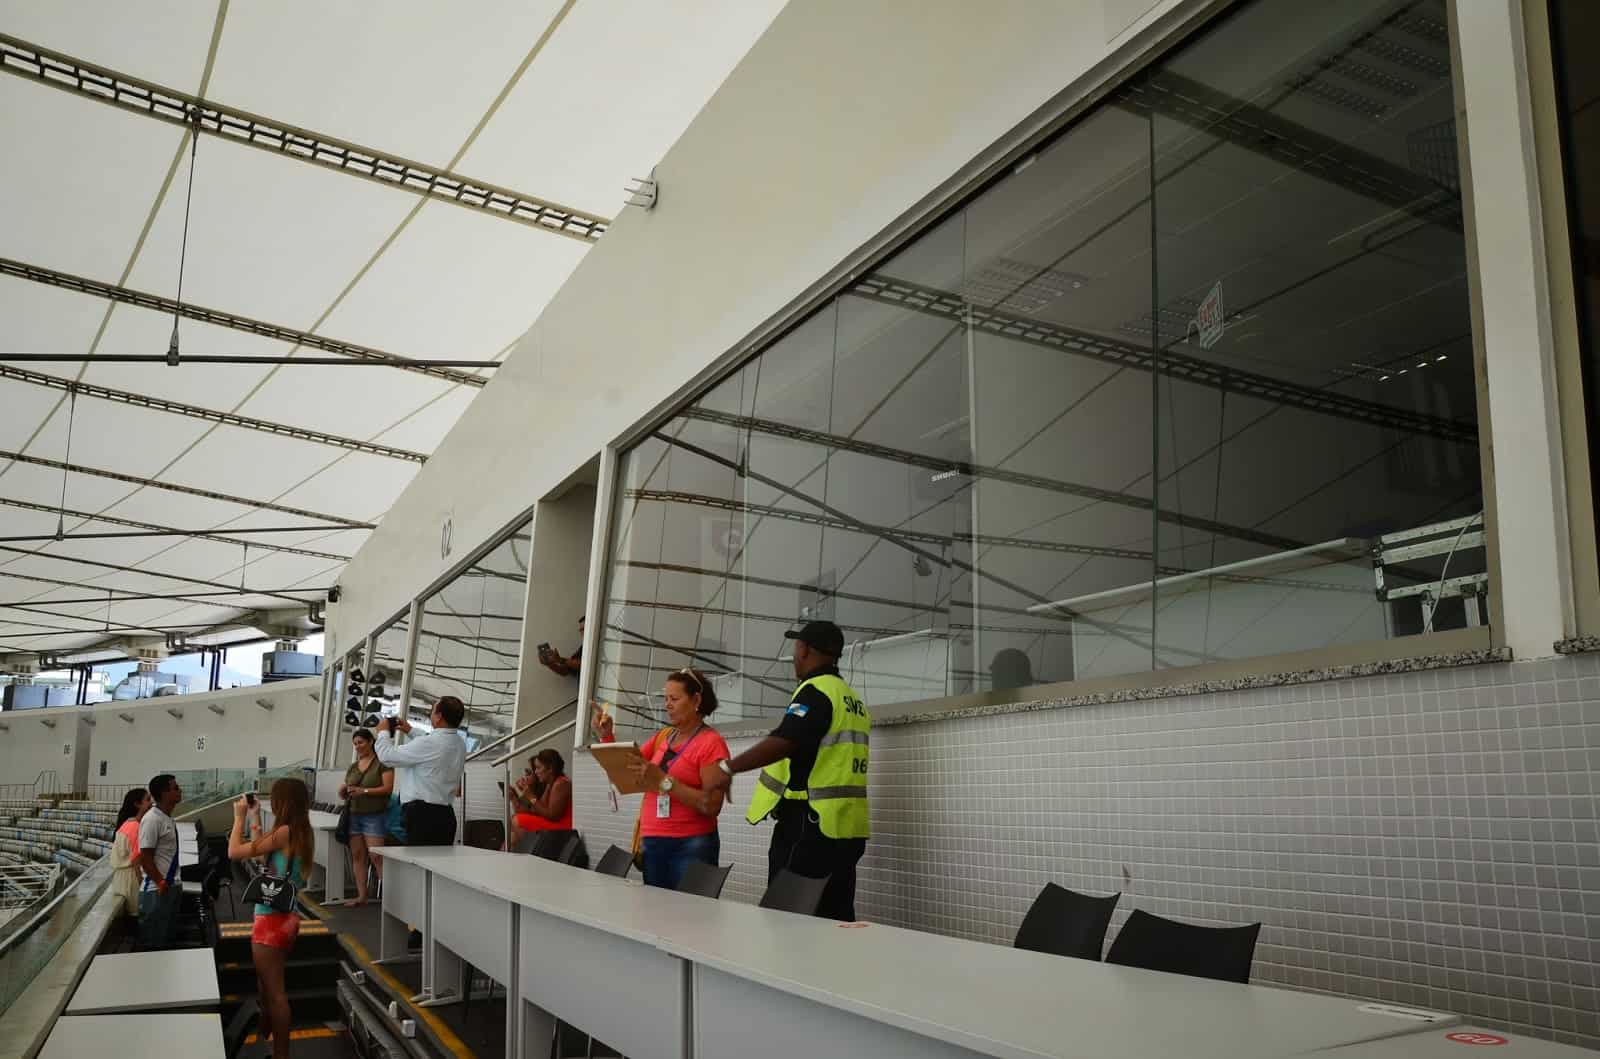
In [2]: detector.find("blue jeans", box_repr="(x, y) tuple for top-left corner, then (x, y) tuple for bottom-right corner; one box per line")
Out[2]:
(138, 885), (180, 948)
(640, 832), (720, 890)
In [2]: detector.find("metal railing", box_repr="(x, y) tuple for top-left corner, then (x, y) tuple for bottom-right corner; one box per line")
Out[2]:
(0, 772), (61, 805)
(481, 719), (577, 845)
(464, 698), (578, 763)
(0, 855), (112, 1016)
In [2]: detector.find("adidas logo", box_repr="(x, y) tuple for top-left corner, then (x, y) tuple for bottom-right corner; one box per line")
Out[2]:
(260, 881), (282, 898)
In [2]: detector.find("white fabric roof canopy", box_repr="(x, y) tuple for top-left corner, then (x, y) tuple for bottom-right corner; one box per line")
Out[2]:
(0, 0), (784, 664)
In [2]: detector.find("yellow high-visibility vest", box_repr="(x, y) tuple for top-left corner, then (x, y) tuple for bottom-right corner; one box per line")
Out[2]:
(745, 673), (869, 839)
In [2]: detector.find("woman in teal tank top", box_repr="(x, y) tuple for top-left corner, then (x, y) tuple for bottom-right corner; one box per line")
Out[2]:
(229, 778), (314, 1059)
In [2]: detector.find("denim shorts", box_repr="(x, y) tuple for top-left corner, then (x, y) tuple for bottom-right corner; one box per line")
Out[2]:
(349, 811), (387, 838)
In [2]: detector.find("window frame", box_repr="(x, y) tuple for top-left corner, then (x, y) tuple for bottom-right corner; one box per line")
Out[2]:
(582, 0), (1503, 736)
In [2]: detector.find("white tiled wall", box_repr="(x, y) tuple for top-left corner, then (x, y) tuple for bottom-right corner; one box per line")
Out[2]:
(573, 654), (1600, 1048)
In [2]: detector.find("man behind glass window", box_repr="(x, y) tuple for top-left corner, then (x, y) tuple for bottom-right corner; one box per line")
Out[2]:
(375, 696), (468, 847)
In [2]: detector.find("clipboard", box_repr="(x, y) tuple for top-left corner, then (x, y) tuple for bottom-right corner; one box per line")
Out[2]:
(589, 742), (649, 795)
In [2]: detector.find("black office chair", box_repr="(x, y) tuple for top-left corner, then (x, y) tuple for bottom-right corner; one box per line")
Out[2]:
(1104, 908), (1262, 984)
(524, 830), (582, 864)
(759, 870), (829, 915)
(202, 862), (237, 919)
(1013, 883), (1120, 961)
(676, 862), (732, 899)
(463, 819), (504, 851)
(594, 845), (633, 878)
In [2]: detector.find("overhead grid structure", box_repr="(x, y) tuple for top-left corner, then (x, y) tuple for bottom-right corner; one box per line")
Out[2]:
(0, 3), (787, 684)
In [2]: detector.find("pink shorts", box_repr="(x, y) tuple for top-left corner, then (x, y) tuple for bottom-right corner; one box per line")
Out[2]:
(251, 912), (301, 950)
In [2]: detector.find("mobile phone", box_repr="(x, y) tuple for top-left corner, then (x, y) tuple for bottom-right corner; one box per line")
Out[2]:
(245, 792), (257, 807)
(538, 642), (552, 655)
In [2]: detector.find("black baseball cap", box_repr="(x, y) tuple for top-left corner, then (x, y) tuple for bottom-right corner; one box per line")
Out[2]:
(785, 620), (844, 657)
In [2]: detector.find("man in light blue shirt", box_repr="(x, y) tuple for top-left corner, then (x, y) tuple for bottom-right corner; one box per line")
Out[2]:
(375, 695), (467, 846)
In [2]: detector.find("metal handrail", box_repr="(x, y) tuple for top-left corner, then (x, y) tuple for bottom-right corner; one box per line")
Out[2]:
(488, 719), (577, 769)
(464, 697), (577, 763)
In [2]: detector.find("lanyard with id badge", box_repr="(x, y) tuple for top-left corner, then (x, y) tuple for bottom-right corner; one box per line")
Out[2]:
(654, 726), (704, 818)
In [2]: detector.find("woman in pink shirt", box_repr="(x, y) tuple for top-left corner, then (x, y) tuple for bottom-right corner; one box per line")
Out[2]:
(630, 668), (730, 889)
(110, 786), (150, 915)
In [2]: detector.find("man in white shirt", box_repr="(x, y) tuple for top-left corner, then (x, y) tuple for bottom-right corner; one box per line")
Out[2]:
(375, 695), (468, 847)
(137, 773), (184, 947)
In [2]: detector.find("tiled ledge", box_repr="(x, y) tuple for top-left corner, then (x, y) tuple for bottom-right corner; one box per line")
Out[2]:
(874, 646), (1513, 728)
(1554, 636), (1600, 655)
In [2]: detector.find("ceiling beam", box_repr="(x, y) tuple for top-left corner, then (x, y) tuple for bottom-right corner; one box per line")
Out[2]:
(0, 603), (224, 640)
(0, 543), (329, 606)
(0, 257), (487, 388)
(0, 448), (374, 529)
(0, 34), (610, 245)
(850, 275), (1477, 445)
(675, 407), (1301, 551)
(0, 363), (426, 462)
(0, 585), (331, 608)
(0, 497), (352, 561)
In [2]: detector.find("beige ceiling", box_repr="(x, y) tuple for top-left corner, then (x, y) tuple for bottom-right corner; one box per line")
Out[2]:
(0, 0), (785, 663)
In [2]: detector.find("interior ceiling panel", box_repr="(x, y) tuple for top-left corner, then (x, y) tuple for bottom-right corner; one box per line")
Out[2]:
(0, 0), (218, 87)
(0, 3), (780, 660)
(207, 1), (566, 166)
(271, 453), (422, 525)
(47, 394), (212, 480)
(367, 386), (482, 454)
(234, 357), (451, 444)
(0, 379), (66, 453)
(459, 0), (787, 214)
(0, 84), (185, 281)
(219, 550), (342, 596)
(121, 135), (419, 327)
(0, 277), (103, 367)
(97, 487), (262, 534)
(315, 202), (586, 361)
(0, 462), (136, 516)
(83, 308), (279, 410)
(156, 426), (373, 509)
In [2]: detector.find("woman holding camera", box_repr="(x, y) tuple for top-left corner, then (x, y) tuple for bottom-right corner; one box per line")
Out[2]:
(507, 748), (573, 848)
(628, 668), (730, 889)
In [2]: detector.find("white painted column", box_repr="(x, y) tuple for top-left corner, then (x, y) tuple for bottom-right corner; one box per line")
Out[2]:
(1453, 0), (1572, 657)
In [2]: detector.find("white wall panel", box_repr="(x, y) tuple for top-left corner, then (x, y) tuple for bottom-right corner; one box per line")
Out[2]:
(332, 0), (1200, 645)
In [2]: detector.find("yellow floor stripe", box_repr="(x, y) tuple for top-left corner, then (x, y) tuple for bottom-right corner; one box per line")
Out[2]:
(243, 1027), (340, 1044)
(341, 935), (476, 1059)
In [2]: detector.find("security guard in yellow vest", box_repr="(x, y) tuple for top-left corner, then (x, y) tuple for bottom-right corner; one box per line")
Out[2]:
(706, 620), (869, 921)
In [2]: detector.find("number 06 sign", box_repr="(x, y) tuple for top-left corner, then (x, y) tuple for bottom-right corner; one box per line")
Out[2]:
(1446, 1031), (1507, 1046)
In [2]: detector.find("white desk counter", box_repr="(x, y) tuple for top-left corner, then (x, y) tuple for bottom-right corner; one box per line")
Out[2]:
(65, 948), (220, 1015)
(649, 902), (1457, 1059)
(40, 1013), (223, 1058)
(391, 848), (701, 1059)
(370, 848), (1464, 1059)
(1309, 1026), (1598, 1057)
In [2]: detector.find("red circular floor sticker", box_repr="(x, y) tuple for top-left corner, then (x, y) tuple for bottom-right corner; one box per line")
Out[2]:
(1446, 1032), (1507, 1046)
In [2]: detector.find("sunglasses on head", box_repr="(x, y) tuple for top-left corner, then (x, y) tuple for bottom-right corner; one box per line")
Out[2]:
(672, 668), (701, 692)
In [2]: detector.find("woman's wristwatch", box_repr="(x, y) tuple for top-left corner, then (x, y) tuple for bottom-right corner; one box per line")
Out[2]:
(658, 775), (675, 793)
(718, 759), (734, 776)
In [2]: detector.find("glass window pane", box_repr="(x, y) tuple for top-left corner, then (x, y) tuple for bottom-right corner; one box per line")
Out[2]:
(966, 106), (1156, 687)
(1149, 0), (1483, 663)
(412, 520), (531, 743)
